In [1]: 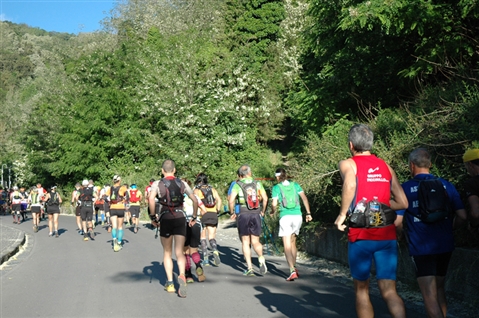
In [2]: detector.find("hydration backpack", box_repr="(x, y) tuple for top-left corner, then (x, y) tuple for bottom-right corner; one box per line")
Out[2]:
(80, 187), (94, 202)
(236, 181), (260, 210)
(47, 192), (59, 206)
(198, 185), (216, 208)
(129, 189), (140, 203)
(31, 192), (40, 204)
(158, 178), (184, 208)
(110, 186), (125, 204)
(12, 191), (22, 200)
(414, 177), (452, 223)
(277, 183), (299, 209)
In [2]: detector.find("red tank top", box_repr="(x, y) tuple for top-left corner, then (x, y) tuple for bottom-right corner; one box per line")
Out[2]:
(348, 155), (396, 242)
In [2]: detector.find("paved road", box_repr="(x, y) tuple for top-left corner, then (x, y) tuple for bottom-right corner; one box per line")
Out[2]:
(0, 214), (424, 318)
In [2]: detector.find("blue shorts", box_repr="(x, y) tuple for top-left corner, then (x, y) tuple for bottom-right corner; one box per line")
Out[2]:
(348, 240), (398, 281)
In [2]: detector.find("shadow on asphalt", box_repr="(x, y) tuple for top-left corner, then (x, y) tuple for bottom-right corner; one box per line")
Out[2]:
(253, 286), (318, 317)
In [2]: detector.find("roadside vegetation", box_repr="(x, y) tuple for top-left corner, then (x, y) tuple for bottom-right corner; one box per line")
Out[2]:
(2, 0), (479, 247)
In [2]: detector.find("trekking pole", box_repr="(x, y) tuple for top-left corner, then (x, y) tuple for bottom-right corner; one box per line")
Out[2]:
(217, 210), (230, 218)
(262, 217), (280, 255)
(261, 217), (270, 255)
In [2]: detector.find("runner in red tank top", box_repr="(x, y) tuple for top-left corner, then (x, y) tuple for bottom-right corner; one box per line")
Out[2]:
(334, 124), (408, 318)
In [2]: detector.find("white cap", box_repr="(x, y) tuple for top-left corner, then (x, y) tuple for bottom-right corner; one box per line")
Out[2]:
(113, 175), (121, 182)
(82, 180), (89, 186)
(13, 186), (18, 190)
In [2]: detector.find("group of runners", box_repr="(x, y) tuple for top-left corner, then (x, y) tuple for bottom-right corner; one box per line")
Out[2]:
(1, 160), (313, 299)
(0, 183), (61, 237)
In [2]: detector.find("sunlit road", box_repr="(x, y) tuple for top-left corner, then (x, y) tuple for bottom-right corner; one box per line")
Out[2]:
(0, 214), (423, 318)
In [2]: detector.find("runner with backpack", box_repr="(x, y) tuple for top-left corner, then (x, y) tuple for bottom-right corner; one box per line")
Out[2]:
(108, 176), (129, 251)
(94, 186), (106, 226)
(10, 186), (23, 224)
(128, 184), (142, 233)
(76, 180), (97, 241)
(228, 164), (269, 277)
(123, 183), (132, 226)
(29, 187), (43, 233)
(194, 173), (223, 266)
(148, 159), (198, 298)
(71, 183), (83, 234)
(182, 178), (207, 283)
(396, 147), (467, 318)
(44, 186), (62, 237)
(19, 187), (28, 222)
(271, 168), (312, 281)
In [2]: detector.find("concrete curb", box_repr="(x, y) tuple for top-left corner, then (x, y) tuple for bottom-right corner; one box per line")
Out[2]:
(0, 223), (26, 265)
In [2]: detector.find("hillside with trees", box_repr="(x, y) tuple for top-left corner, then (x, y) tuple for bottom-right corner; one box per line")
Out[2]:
(1, 0), (479, 237)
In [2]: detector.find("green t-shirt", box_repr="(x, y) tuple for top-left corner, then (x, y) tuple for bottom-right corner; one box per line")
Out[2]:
(272, 180), (303, 218)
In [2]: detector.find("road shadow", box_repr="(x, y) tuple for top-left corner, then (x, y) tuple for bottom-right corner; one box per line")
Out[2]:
(253, 286), (318, 317)
(216, 244), (285, 278)
(143, 261), (166, 285)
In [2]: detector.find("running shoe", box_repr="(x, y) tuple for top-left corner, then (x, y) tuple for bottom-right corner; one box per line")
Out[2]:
(286, 271), (298, 281)
(212, 250), (221, 266)
(294, 267), (299, 278)
(33, 225), (38, 233)
(259, 256), (268, 275)
(113, 240), (122, 252)
(89, 228), (95, 240)
(177, 274), (187, 298)
(55, 231), (59, 238)
(196, 266), (206, 282)
(49, 232), (53, 237)
(202, 258), (210, 266)
(243, 268), (255, 277)
(83, 234), (89, 241)
(164, 282), (176, 293)
(79, 230), (84, 235)
(133, 226), (138, 234)
(185, 270), (194, 284)
(101, 221), (105, 226)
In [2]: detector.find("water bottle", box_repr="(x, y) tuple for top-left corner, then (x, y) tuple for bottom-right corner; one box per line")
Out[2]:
(369, 196), (380, 225)
(353, 197), (367, 214)
(350, 197), (367, 224)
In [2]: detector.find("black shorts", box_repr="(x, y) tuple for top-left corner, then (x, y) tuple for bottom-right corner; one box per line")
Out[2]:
(201, 212), (218, 227)
(75, 206), (81, 217)
(129, 206), (140, 218)
(95, 204), (104, 211)
(185, 222), (201, 248)
(411, 252), (452, 277)
(160, 217), (187, 238)
(110, 208), (125, 218)
(103, 202), (110, 213)
(31, 206), (41, 213)
(80, 205), (93, 221)
(12, 204), (21, 212)
(237, 213), (262, 237)
(47, 205), (60, 214)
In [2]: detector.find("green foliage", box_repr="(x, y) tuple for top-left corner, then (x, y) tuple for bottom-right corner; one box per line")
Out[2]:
(289, 0), (479, 136)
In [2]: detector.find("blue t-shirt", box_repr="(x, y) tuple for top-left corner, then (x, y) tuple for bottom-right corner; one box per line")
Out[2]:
(396, 173), (464, 256)
(227, 181), (240, 214)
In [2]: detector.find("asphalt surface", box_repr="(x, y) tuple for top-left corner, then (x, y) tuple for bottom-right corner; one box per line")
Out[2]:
(0, 213), (424, 318)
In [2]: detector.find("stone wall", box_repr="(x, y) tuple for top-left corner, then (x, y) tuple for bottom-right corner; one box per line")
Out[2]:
(303, 226), (479, 306)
